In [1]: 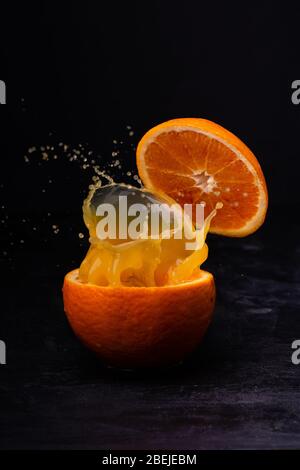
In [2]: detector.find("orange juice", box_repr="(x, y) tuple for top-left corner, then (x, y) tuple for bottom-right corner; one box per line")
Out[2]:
(79, 183), (221, 287)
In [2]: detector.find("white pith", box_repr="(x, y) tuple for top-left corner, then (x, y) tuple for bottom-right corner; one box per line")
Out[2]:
(191, 171), (217, 193)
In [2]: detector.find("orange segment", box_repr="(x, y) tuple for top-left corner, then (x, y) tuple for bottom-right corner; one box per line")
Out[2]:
(136, 118), (268, 237)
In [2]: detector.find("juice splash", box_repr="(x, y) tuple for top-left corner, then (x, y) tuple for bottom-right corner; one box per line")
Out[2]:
(79, 183), (221, 287)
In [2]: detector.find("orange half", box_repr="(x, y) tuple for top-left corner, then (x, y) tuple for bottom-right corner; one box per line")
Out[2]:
(137, 118), (268, 237)
(63, 269), (215, 368)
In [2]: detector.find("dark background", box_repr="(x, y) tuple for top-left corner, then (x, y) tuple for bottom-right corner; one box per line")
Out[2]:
(1, 0), (300, 450)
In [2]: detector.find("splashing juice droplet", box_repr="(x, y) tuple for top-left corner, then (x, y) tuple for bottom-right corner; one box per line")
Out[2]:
(79, 184), (222, 287)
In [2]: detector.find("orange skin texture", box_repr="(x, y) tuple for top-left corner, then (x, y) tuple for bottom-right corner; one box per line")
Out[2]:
(136, 118), (268, 237)
(63, 269), (215, 368)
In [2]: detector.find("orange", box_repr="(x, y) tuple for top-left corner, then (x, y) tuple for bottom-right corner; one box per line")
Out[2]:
(63, 269), (215, 368)
(137, 118), (268, 236)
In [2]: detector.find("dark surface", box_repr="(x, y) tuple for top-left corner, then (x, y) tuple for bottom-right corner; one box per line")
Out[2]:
(1, 211), (299, 450)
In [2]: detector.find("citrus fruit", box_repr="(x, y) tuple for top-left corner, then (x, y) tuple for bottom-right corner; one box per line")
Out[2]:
(136, 118), (268, 236)
(63, 269), (215, 368)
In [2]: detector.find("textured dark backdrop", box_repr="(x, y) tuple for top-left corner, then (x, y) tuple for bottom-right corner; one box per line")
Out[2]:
(1, 0), (300, 451)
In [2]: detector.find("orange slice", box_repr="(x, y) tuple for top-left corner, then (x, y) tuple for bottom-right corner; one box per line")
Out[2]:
(136, 118), (268, 236)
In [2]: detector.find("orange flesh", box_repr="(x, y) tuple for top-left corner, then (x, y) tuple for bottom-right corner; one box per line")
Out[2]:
(143, 130), (259, 231)
(137, 119), (268, 237)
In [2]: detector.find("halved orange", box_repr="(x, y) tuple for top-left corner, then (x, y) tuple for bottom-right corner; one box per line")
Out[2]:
(137, 118), (268, 237)
(63, 269), (215, 368)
